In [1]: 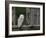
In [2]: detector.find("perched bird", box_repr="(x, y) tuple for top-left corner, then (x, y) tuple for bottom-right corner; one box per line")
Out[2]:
(17, 14), (24, 28)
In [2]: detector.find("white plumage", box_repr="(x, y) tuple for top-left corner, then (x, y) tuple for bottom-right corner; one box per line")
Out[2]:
(17, 14), (24, 27)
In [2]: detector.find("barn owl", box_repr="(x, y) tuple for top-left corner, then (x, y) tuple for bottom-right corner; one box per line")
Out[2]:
(17, 14), (24, 28)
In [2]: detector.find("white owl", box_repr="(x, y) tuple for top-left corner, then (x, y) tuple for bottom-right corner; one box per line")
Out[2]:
(17, 14), (24, 28)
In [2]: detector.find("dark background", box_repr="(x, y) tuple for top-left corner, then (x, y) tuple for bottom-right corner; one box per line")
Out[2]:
(12, 7), (40, 31)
